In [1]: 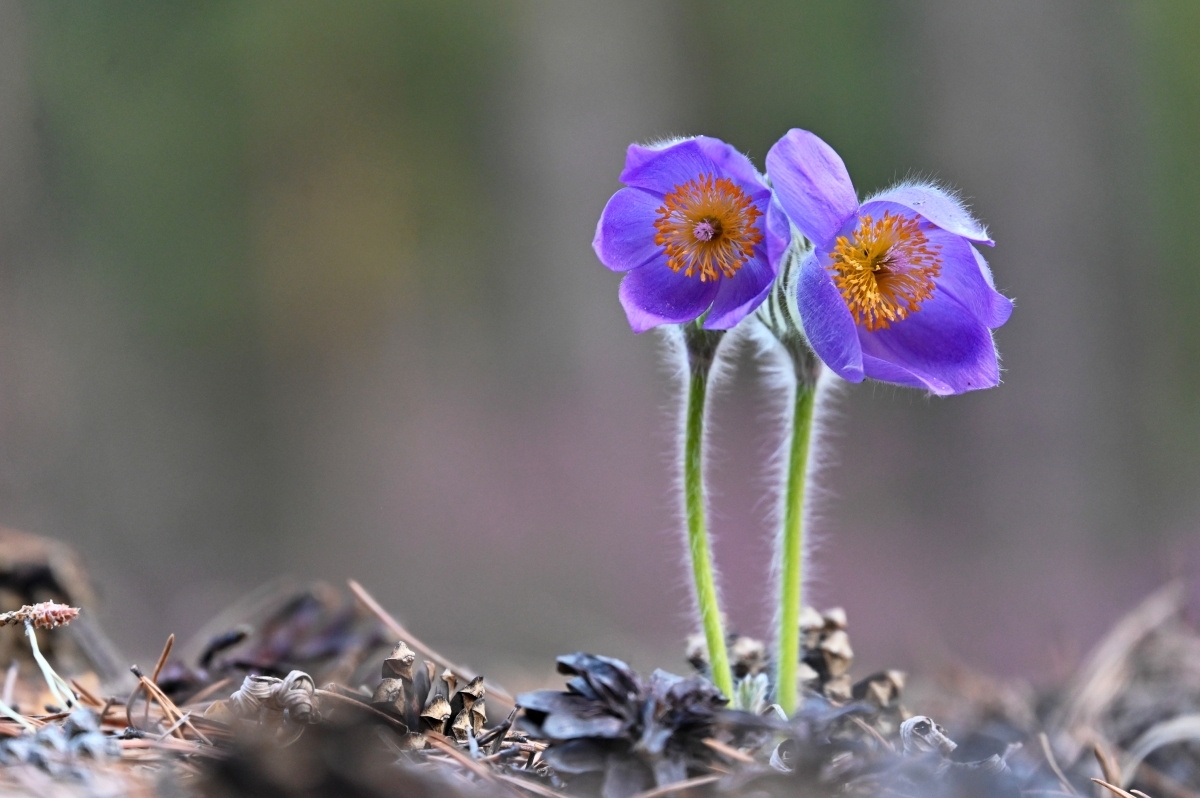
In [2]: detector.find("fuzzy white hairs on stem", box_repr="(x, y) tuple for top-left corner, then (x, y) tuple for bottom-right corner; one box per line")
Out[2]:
(656, 324), (737, 643)
(717, 319), (825, 631)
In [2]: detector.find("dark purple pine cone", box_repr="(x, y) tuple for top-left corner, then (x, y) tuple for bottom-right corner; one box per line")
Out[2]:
(518, 653), (733, 798)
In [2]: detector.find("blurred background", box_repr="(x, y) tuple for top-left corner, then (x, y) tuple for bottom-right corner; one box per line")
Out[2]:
(0, 1), (1196, 689)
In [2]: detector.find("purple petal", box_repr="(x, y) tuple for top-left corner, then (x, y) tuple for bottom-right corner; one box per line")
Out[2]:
(618, 261), (719, 333)
(869, 182), (993, 245)
(620, 138), (745, 196)
(858, 200), (1013, 331)
(931, 235), (1012, 330)
(764, 194), (792, 268)
(971, 245), (1014, 327)
(593, 187), (665, 273)
(859, 354), (947, 393)
(704, 254), (774, 330)
(690, 136), (770, 194)
(796, 249), (863, 382)
(766, 129), (858, 247)
(858, 290), (1000, 395)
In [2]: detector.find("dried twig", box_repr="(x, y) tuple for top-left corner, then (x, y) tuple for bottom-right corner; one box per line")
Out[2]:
(69, 678), (104, 708)
(127, 665), (210, 744)
(1093, 778), (1139, 798)
(702, 736), (755, 764)
(1051, 583), (1184, 759)
(1040, 732), (1078, 795)
(425, 731), (523, 797)
(1095, 739), (1123, 787)
(851, 714), (895, 752)
(151, 634), (174, 684)
(1120, 714), (1200, 788)
(494, 772), (568, 798)
(312, 688), (409, 733)
(185, 676), (235, 706)
(348, 579), (516, 711)
(1129, 762), (1200, 798)
(628, 774), (722, 798)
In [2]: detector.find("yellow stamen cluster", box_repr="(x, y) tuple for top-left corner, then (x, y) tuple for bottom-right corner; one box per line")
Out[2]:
(830, 212), (940, 331)
(654, 175), (763, 282)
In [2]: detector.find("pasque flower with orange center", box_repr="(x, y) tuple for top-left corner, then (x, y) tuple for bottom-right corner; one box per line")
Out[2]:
(594, 137), (788, 331)
(766, 129), (1013, 394)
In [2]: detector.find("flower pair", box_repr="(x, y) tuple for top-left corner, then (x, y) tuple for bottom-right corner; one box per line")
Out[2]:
(592, 131), (1013, 394)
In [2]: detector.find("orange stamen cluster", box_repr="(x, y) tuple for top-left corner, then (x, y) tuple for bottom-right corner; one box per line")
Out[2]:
(830, 212), (940, 331)
(654, 175), (763, 282)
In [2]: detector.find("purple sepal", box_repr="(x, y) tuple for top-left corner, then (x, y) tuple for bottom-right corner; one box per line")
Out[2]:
(859, 354), (945, 393)
(858, 291), (1001, 395)
(796, 250), (864, 382)
(691, 136), (772, 194)
(620, 137), (766, 199)
(593, 187), (663, 273)
(868, 182), (993, 246)
(618, 263), (719, 333)
(765, 129), (858, 247)
(705, 256), (774, 330)
(971, 246), (1014, 327)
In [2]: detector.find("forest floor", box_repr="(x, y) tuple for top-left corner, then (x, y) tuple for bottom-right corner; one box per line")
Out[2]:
(0, 526), (1193, 798)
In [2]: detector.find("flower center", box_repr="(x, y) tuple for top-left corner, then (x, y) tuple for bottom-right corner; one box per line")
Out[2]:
(829, 212), (940, 331)
(654, 175), (763, 282)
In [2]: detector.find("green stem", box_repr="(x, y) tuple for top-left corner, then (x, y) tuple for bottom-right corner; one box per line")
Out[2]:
(775, 379), (817, 717)
(683, 355), (733, 700)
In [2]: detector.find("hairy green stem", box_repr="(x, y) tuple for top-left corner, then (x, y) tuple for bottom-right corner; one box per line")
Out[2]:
(681, 326), (733, 699)
(775, 379), (817, 716)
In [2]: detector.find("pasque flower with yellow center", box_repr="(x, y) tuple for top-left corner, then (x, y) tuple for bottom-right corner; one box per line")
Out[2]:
(766, 129), (1012, 394)
(594, 136), (789, 331)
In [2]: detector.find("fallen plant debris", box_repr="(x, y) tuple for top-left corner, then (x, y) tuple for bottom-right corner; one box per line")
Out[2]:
(0, 602), (80, 631)
(0, 534), (1193, 796)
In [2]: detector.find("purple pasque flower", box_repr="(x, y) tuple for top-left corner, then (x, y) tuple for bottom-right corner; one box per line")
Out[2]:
(765, 129), (1013, 395)
(593, 136), (789, 332)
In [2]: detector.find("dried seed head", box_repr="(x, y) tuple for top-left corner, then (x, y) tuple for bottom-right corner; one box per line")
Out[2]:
(797, 661), (820, 681)
(381, 641), (416, 681)
(900, 715), (957, 757)
(457, 675), (484, 702)
(370, 677), (408, 715)
(851, 670), (906, 709)
(228, 670), (319, 725)
(0, 602), (80, 630)
(817, 630), (854, 678)
(449, 708), (473, 743)
(798, 606), (826, 632)
(421, 694), (452, 731)
(685, 632), (708, 670)
(822, 607), (848, 630)
(730, 636), (767, 678)
(824, 674), (853, 702)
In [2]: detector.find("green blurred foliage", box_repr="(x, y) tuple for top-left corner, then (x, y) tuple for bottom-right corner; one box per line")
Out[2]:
(1127, 0), (1200, 508)
(27, 1), (507, 354)
(29, 4), (252, 347)
(689, 1), (907, 186)
(1136, 1), (1200, 388)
